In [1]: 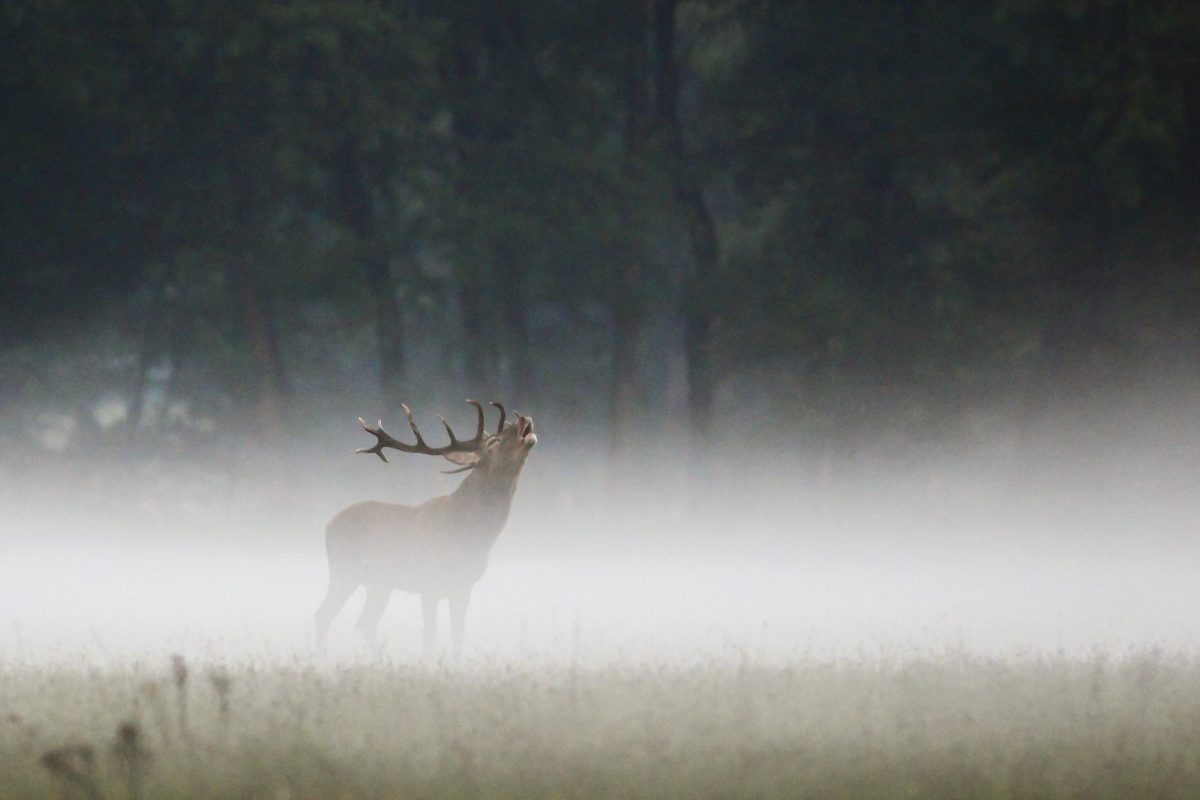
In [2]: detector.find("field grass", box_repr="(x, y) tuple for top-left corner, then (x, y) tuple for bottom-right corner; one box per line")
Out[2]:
(4, 650), (1200, 799)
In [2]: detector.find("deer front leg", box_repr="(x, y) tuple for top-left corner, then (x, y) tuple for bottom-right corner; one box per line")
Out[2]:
(421, 594), (438, 655)
(314, 575), (356, 646)
(356, 585), (391, 646)
(449, 588), (471, 656)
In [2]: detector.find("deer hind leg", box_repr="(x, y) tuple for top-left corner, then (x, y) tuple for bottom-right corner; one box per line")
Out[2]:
(314, 574), (357, 646)
(421, 594), (439, 656)
(449, 588), (471, 657)
(355, 585), (391, 646)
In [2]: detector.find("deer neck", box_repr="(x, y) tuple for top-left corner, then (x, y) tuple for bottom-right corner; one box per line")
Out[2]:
(449, 464), (523, 537)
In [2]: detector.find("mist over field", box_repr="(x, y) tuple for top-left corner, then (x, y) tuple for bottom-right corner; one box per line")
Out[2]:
(3, 373), (1198, 667)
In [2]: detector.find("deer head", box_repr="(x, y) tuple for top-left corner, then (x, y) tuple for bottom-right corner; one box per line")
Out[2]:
(356, 400), (536, 475)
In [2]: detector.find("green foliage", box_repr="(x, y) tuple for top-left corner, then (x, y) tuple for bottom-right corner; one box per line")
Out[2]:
(995, 0), (1200, 209)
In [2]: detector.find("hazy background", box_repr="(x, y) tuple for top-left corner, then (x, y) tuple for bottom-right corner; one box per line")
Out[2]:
(2, 1), (1199, 666)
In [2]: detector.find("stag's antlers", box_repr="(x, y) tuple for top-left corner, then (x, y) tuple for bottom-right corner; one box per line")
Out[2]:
(488, 401), (506, 434)
(357, 400), (486, 462)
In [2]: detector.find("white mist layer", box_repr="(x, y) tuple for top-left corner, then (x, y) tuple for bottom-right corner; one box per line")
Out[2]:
(2, 538), (1198, 667)
(3, 387), (1198, 668)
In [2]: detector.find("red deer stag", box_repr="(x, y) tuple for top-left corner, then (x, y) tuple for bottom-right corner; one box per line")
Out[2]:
(315, 400), (536, 653)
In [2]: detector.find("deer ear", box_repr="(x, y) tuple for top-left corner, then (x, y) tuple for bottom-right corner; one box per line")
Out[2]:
(442, 451), (480, 467)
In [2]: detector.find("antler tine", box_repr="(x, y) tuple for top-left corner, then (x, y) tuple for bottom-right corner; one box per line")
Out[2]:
(400, 403), (428, 448)
(489, 401), (506, 434)
(436, 414), (458, 445)
(466, 400), (485, 443)
(356, 418), (394, 462)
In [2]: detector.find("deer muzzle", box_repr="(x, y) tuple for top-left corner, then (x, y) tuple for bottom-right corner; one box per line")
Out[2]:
(520, 417), (537, 447)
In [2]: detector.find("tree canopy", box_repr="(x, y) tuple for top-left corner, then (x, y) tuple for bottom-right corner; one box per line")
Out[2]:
(3, 0), (1198, 451)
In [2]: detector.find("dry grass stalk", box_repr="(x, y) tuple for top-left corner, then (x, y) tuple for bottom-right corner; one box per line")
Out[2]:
(137, 681), (171, 748)
(40, 744), (104, 800)
(208, 668), (233, 721)
(111, 722), (150, 800)
(169, 654), (190, 742)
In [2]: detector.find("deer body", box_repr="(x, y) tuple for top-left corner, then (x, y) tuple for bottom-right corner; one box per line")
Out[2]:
(315, 401), (535, 653)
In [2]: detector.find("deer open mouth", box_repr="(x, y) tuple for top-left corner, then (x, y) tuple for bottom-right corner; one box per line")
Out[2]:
(520, 419), (536, 445)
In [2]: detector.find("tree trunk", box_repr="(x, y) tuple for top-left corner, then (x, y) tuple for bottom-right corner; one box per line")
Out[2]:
(679, 189), (718, 437)
(496, 256), (533, 404)
(654, 0), (720, 439)
(366, 253), (406, 406)
(606, 0), (654, 457)
(126, 292), (160, 439)
(126, 334), (153, 438)
(333, 142), (409, 410)
(229, 268), (288, 441)
(459, 282), (497, 393)
(610, 303), (641, 455)
(262, 292), (290, 397)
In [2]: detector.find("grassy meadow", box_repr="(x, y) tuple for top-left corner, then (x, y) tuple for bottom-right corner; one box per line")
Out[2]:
(3, 650), (1200, 799)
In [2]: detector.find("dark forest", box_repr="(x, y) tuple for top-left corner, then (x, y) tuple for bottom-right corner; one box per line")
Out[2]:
(5, 1), (1198, 464)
